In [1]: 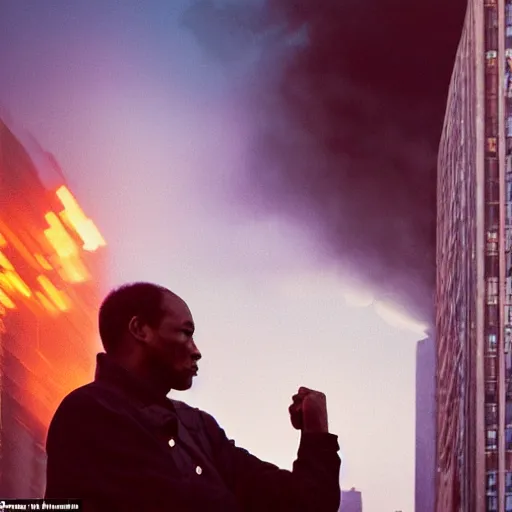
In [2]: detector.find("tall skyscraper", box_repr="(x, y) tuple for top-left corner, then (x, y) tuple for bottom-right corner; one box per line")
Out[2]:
(0, 117), (106, 497)
(340, 487), (362, 512)
(437, 0), (512, 510)
(416, 336), (436, 512)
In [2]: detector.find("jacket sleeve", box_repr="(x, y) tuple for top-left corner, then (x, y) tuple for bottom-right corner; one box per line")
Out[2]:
(45, 392), (239, 512)
(199, 412), (341, 512)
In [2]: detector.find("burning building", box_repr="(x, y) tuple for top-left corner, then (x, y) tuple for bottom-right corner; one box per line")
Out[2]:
(0, 117), (106, 497)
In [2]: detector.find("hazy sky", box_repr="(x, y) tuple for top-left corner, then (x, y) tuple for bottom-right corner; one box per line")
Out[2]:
(0, 1), (428, 510)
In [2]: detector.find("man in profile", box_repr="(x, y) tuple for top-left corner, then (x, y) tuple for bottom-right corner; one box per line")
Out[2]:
(45, 282), (341, 511)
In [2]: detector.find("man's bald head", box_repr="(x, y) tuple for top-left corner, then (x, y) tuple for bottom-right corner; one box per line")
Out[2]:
(98, 282), (179, 355)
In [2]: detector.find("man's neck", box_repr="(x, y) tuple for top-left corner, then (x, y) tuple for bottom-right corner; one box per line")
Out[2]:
(105, 353), (172, 398)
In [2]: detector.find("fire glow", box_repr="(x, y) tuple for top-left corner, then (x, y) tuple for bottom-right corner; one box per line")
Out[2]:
(0, 186), (105, 315)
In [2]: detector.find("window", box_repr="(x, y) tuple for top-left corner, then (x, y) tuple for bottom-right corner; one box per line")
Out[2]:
(486, 256), (499, 278)
(487, 204), (500, 230)
(487, 429), (498, 451)
(486, 180), (500, 203)
(487, 381), (498, 402)
(506, 426), (512, 450)
(505, 426), (512, 450)
(506, 328), (512, 352)
(488, 305), (499, 327)
(488, 137), (498, 155)
(507, 352), (512, 373)
(487, 278), (499, 305)
(487, 403), (498, 426)
(488, 158), (499, 180)
(488, 333), (498, 353)
(488, 231), (499, 254)
(506, 472), (512, 493)
(488, 471), (498, 494)
(488, 496), (498, 511)
(507, 494), (512, 512)
(486, 357), (498, 380)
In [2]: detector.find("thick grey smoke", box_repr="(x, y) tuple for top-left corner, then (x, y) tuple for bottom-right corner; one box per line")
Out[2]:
(183, 0), (467, 323)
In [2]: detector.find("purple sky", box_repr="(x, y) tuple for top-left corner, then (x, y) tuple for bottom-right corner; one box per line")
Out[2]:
(0, 1), (427, 509)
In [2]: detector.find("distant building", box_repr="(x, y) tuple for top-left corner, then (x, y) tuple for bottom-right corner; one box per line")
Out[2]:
(340, 487), (362, 512)
(0, 117), (106, 497)
(415, 336), (436, 512)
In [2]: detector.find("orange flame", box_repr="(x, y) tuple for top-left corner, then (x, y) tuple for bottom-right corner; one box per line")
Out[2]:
(0, 251), (14, 271)
(5, 271), (31, 297)
(36, 275), (70, 312)
(0, 289), (15, 309)
(56, 186), (106, 251)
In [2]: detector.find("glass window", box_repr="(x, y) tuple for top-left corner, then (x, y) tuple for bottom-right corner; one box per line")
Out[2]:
(506, 427), (512, 450)
(507, 328), (512, 352)
(488, 471), (498, 493)
(487, 204), (500, 230)
(487, 404), (498, 426)
(488, 333), (498, 353)
(487, 381), (498, 401)
(486, 256), (500, 278)
(488, 495), (498, 511)
(506, 471), (512, 493)
(488, 137), (498, 154)
(486, 179), (500, 203)
(486, 357), (498, 380)
(506, 494), (512, 512)
(487, 429), (498, 451)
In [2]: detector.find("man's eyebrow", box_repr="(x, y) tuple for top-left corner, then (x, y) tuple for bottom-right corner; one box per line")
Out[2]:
(183, 321), (195, 330)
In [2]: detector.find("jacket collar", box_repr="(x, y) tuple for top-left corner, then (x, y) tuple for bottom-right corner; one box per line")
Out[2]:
(94, 353), (174, 411)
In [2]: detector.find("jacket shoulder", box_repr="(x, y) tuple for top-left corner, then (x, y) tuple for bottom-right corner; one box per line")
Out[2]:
(170, 399), (222, 434)
(49, 381), (123, 432)
(170, 399), (213, 421)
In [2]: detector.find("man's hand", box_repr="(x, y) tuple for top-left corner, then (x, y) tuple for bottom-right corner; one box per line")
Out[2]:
(288, 387), (329, 433)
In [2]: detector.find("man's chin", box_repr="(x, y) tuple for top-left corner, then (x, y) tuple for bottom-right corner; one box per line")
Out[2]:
(172, 378), (194, 392)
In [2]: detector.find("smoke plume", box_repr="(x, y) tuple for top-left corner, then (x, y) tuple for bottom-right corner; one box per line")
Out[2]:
(184, 0), (467, 323)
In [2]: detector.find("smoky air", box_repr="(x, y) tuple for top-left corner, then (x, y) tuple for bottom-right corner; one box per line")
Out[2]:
(182, 0), (467, 324)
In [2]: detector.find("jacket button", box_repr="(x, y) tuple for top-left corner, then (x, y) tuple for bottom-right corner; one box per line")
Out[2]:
(168, 438), (175, 448)
(196, 466), (202, 475)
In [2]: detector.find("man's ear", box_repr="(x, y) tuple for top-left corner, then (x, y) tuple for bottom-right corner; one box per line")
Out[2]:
(128, 316), (153, 344)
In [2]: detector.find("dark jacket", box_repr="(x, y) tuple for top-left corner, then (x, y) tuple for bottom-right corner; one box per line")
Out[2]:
(45, 354), (341, 511)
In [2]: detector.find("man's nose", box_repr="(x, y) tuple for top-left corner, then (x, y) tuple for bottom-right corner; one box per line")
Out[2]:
(191, 342), (202, 361)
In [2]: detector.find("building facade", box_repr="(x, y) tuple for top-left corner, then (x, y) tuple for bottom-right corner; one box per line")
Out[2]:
(340, 487), (362, 512)
(0, 117), (106, 497)
(416, 336), (436, 512)
(436, 0), (512, 510)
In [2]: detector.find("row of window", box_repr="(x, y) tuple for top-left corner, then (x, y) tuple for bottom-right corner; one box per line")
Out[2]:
(485, 401), (512, 427)
(487, 470), (512, 494)
(485, 426), (512, 450)
(486, 329), (512, 353)
(486, 495), (512, 512)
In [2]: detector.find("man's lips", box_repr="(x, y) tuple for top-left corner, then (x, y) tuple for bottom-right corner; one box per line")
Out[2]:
(191, 365), (199, 376)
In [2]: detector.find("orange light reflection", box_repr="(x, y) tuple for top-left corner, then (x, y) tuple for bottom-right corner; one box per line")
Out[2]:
(5, 271), (31, 297)
(34, 253), (52, 271)
(0, 289), (15, 309)
(56, 186), (106, 252)
(35, 291), (57, 314)
(36, 276), (70, 312)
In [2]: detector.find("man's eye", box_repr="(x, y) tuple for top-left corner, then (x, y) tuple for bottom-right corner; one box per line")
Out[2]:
(183, 330), (193, 337)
